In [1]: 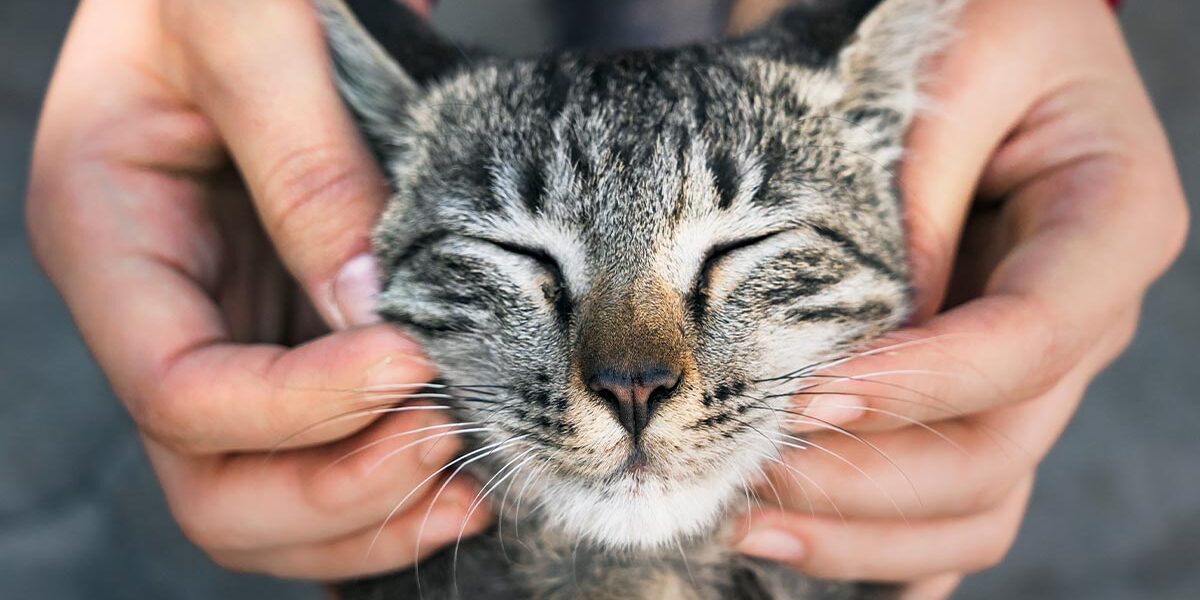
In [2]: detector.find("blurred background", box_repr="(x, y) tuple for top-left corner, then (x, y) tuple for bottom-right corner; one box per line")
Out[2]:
(1, 0), (1196, 598)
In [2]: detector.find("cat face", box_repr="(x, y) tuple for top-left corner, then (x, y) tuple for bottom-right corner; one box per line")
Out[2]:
(317, 0), (957, 549)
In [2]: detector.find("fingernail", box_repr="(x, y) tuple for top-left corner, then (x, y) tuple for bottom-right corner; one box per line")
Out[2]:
(366, 353), (435, 397)
(331, 253), (382, 329)
(791, 394), (865, 432)
(736, 527), (806, 562)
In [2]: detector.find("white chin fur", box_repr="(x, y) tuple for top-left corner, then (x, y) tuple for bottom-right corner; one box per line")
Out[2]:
(542, 468), (747, 549)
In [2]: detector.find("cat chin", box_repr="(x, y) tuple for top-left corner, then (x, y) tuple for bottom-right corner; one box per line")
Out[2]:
(540, 466), (748, 550)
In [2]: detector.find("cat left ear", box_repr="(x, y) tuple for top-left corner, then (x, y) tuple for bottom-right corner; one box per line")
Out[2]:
(744, 0), (962, 127)
(313, 0), (467, 153)
(831, 0), (963, 122)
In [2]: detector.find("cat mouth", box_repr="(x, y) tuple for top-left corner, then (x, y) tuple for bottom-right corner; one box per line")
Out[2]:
(605, 446), (657, 487)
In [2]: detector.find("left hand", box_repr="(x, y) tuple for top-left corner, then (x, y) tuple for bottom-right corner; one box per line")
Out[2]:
(732, 0), (1188, 597)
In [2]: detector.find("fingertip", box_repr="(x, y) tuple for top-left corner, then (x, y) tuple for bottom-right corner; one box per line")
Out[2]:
(364, 343), (436, 390)
(790, 394), (866, 433)
(330, 253), (382, 330)
(735, 526), (808, 566)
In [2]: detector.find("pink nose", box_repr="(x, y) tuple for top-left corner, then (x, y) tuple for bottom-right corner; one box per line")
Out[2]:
(586, 366), (682, 439)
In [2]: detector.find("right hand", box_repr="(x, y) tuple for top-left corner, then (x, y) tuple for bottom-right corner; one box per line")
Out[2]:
(26, 0), (490, 579)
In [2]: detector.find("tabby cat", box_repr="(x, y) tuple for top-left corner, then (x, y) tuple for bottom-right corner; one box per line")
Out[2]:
(313, 0), (961, 597)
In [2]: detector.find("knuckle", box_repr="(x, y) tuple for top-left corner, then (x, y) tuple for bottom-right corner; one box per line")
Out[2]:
(259, 144), (373, 240)
(173, 500), (258, 554)
(1004, 294), (1064, 398)
(130, 390), (196, 451)
(129, 379), (218, 455)
(967, 528), (1018, 573)
(947, 425), (1034, 515)
(1158, 192), (1191, 270)
(962, 491), (1027, 573)
(957, 477), (1016, 516)
(24, 170), (80, 270)
(303, 435), (405, 515)
(170, 496), (222, 551)
(302, 462), (365, 516)
(902, 207), (955, 298)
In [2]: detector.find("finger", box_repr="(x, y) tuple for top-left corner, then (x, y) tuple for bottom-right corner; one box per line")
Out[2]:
(763, 371), (1076, 521)
(761, 313), (1134, 519)
(736, 478), (1033, 581)
(899, 0), (1068, 319)
(151, 405), (482, 551)
(148, 321), (434, 453)
(784, 296), (1140, 432)
(901, 0), (1181, 321)
(213, 478), (491, 580)
(32, 158), (428, 455)
(899, 573), (962, 600)
(831, 0), (1181, 431)
(166, 0), (389, 328)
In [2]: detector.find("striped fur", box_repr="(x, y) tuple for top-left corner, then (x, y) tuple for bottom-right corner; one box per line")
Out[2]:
(314, 1), (960, 598)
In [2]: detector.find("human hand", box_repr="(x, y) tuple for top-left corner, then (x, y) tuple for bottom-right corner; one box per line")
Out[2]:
(732, 0), (1188, 597)
(26, 0), (488, 580)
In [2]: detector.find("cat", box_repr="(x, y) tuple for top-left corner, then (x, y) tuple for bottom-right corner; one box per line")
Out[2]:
(312, 0), (961, 597)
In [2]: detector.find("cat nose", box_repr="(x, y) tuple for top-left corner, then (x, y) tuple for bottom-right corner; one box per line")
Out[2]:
(587, 366), (682, 439)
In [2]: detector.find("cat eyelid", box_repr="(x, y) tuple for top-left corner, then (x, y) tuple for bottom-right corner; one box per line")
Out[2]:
(688, 226), (803, 319)
(469, 236), (568, 290)
(699, 227), (801, 273)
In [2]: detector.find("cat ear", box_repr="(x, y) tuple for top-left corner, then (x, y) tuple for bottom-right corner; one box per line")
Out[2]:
(831, 0), (963, 121)
(743, 0), (962, 126)
(313, 0), (466, 153)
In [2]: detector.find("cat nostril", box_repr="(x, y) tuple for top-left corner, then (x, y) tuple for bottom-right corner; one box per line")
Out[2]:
(587, 367), (682, 440)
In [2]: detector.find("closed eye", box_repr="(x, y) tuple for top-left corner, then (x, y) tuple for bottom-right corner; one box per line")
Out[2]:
(689, 228), (795, 319)
(476, 238), (573, 323)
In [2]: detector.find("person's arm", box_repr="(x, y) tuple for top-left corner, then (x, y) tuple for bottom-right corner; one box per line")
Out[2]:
(26, 0), (487, 579)
(732, 0), (1186, 598)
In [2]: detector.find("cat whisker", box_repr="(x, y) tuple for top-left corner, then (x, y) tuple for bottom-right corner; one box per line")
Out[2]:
(743, 404), (921, 511)
(674, 534), (697, 590)
(762, 389), (962, 419)
(318, 421), (484, 477)
(370, 435), (526, 560)
(780, 386), (1022, 459)
(362, 426), (492, 476)
(452, 449), (538, 597)
(410, 436), (529, 599)
(752, 451), (846, 525)
(755, 333), (971, 385)
(268, 404), (455, 455)
(353, 392), (479, 403)
(785, 374), (966, 420)
(770, 432), (911, 525)
(497, 457), (543, 563)
(512, 462), (548, 552)
(783, 405), (966, 454)
(726, 415), (790, 510)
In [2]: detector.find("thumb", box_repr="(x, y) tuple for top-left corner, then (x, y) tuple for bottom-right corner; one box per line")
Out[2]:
(168, 0), (389, 329)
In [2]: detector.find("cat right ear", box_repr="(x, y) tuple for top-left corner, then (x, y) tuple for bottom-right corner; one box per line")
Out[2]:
(313, 0), (465, 153)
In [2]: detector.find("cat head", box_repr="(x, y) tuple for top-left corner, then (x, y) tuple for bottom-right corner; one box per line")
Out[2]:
(316, 0), (958, 549)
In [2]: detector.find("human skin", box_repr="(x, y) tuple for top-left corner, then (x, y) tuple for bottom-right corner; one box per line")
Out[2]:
(730, 0), (1188, 598)
(26, 0), (1186, 593)
(26, 0), (490, 580)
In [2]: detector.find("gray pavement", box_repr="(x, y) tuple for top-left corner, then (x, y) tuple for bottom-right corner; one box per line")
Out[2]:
(1, 1), (1196, 598)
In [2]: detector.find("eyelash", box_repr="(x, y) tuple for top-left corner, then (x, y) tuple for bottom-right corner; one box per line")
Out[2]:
(485, 239), (573, 323)
(690, 229), (791, 318)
